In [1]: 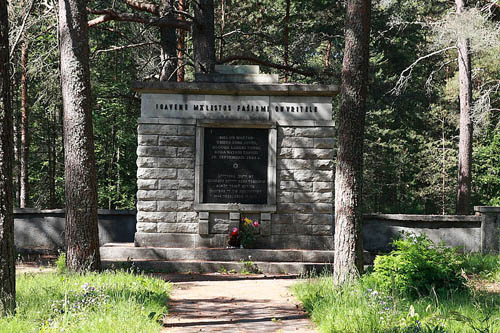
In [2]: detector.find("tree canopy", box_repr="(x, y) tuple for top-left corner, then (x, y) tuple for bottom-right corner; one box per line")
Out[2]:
(4, 0), (500, 214)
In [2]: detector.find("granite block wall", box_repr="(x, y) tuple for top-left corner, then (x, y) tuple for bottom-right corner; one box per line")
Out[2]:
(135, 119), (336, 249)
(274, 126), (335, 249)
(136, 121), (198, 236)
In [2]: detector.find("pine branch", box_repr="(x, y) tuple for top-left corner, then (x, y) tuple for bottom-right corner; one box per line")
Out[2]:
(87, 8), (191, 30)
(122, 0), (158, 15)
(9, 0), (35, 59)
(390, 46), (456, 96)
(91, 42), (156, 58)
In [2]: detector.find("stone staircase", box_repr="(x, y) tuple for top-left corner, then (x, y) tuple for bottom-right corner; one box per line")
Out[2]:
(101, 243), (375, 274)
(100, 243), (339, 275)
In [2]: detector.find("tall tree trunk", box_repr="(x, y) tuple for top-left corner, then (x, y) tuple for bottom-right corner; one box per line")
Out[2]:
(333, 0), (371, 285)
(159, 0), (177, 81)
(177, 0), (186, 81)
(58, 0), (101, 272)
(0, 0), (16, 315)
(48, 107), (56, 209)
(193, 0), (215, 73)
(20, 41), (29, 208)
(219, 0), (226, 60)
(283, 0), (290, 82)
(12, 81), (20, 207)
(455, 0), (472, 215)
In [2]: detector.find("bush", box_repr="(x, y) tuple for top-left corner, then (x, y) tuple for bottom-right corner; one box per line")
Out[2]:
(372, 233), (465, 297)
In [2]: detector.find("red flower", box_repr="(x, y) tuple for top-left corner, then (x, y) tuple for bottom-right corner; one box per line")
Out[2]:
(253, 221), (259, 228)
(231, 227), (239, 236)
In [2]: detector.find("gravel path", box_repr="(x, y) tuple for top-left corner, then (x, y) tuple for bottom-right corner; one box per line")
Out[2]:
(162, 275), (317, 333)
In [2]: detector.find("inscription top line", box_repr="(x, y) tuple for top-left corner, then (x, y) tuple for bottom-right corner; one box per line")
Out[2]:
(141, 93), (333, 121)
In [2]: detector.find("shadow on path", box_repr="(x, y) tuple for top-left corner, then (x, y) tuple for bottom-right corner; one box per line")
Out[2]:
(162, 277), (316, 333)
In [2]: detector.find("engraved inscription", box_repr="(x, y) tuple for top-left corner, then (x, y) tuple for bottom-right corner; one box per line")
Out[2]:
(203, 128), (268, 204)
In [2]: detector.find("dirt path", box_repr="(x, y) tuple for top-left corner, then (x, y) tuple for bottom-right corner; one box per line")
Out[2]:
(162, 275), (317, 333)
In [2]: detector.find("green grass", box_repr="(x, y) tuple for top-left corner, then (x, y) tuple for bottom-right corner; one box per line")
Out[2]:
(293, 254), (500, 333)
(0, 270), (171, 333)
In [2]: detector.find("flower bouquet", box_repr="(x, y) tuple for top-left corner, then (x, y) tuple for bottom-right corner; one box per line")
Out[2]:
(227, 217), (260, 248)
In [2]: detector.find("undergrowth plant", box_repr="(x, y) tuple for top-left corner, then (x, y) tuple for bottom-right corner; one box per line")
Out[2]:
(293, 234), (500, 333)
(55, 252), (67, 274)
(372, 233), (465, 297)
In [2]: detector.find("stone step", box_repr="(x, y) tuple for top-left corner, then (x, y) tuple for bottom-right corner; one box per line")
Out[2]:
(100, 243), (335, 263)
(102, 259), (333, 275)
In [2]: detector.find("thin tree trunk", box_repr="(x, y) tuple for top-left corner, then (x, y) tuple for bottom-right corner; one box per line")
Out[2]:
(58, 0), (101, 272)
(20, 41), (29, 208)
(442, 116), (446, 215)
(176, 0), (185, 81)
(48, 107), (56, 209)
(12, 78), (20, 207)
(0, 0), (16, 315)
(219, 0), (226, 60)
(333, 0), (371, 285)
(193, 0), (215, 73)
(325, 40), (332, 68)
(455, 0), (472, 215)
(159, 0), (177, 81)
(283, 0), (290, 82)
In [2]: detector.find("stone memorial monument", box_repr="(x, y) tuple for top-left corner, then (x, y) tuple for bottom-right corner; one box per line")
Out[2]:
(133, 66), (339, 250)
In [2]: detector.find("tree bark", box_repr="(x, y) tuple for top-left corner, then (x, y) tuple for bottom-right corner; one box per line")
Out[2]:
(455, 0), (472, 215)
(0, 0), (16, 315)
(193, 0), (215, 73)
(219, 0), (226, 60)
(325, 40), (332, 68)
(20, 40), (29, 208)
(159, 0), (177, 81)
(333, 0), (371, 285)
(283, 0), (290, 82)
(177, 0), (186, 81)
(58, 0), (101, 272)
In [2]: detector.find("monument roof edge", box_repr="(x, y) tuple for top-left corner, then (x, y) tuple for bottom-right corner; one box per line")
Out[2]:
(131, 81), (340, 96)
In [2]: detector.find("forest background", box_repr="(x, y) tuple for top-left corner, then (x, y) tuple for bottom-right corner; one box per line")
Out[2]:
(7, 0), (500, 214)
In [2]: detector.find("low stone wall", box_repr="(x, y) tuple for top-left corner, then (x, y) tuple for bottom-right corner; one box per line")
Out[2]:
(363, 214), (482, 252)
(14, 209), (136, 253)
(14, 208), (499, 254)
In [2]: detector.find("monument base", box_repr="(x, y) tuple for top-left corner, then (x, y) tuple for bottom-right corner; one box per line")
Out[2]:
(134, 232), (333, 250)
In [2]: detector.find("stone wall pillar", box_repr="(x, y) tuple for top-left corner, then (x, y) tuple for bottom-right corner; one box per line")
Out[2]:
(474, 206), (500, 254)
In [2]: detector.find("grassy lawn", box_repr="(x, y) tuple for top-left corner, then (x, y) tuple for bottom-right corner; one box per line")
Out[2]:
(0, 269), (171, 333)
(293, 249), (500, 332)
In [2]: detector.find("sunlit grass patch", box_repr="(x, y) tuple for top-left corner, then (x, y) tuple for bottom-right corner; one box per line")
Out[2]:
(293, 273), (500, 332)
(0, 270), (171, 333)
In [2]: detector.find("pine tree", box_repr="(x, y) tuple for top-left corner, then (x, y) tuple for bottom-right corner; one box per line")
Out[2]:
(58, 0), (101, 272)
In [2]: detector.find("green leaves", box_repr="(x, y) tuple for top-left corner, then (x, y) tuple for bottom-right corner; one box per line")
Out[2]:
(372, 233), (466, 297)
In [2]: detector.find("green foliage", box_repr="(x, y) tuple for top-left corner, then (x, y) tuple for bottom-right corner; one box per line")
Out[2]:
(239, 218), (260, 248)
(293, 270), (500, 332)
(372, 233), (466, 297)
(461, 253), (500, 278)
(55, 252), (67, 275)
(472, 129), (500, 207)
(240, 259), (262, 274)
(0, 270), (170, 332)
(6, 0), (500, 213)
